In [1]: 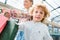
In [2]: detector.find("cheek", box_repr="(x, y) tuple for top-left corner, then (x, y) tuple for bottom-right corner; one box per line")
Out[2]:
(40, 15), (45, 20)
(41, 15), (44, 18)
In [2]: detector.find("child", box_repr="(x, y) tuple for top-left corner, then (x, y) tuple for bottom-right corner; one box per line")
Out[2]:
(15, 4), (53, 40)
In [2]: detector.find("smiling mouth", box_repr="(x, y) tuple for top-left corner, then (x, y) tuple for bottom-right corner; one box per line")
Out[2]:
(35, 17), (40, 19)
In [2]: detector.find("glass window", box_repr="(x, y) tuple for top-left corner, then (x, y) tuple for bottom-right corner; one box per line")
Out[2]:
(43, 0), (60, 20)
(7, 0), (23, 9)
(0, 0), (5, 3)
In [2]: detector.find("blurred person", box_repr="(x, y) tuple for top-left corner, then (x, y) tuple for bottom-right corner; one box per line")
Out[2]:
(18, 13), (31, 23)
(11, 9), (19, 19)
(15, 4), (53, 40)
(1, 8), (7, 15)
(18, 0), (33, 23)
(4, 12), (11, 20)
(21, 0), (33, 14)
(14, 0), (33, 39)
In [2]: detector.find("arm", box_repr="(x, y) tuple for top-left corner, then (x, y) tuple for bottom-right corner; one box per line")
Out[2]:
(43, 19), (60, 28)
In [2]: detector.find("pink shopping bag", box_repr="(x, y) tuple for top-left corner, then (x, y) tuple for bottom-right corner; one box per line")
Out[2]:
(0, 14), (8, 33)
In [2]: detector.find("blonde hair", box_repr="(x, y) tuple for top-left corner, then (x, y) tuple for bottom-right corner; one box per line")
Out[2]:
(29, 4), (50, 22)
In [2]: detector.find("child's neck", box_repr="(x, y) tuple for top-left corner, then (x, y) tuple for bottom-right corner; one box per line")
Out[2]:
(32, 20), (41, 22)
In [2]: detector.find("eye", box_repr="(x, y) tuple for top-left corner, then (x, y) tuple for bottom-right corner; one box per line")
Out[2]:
(40, 12), (43, 14)
(35, 11), (38, 13)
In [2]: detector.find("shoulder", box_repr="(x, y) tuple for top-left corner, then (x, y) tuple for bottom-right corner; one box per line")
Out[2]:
(41, 22), (49, 30)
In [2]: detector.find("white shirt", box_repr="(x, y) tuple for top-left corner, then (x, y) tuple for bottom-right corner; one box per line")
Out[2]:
(19, 21), (53, 40)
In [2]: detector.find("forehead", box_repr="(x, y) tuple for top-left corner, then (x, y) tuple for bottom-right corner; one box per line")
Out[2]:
(24, 0), (30, 2)
(34, 7), (44, 11)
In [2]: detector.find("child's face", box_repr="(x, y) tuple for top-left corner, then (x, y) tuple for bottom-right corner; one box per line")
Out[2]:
(24, 0), (32, 9)
(33, 7), (45, 22)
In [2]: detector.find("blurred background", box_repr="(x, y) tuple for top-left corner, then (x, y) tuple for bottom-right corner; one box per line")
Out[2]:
(0, 0), (60, 40)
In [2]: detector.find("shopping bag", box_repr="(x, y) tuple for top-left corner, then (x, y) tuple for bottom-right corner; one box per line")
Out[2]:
(0, 14), (8, 33)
